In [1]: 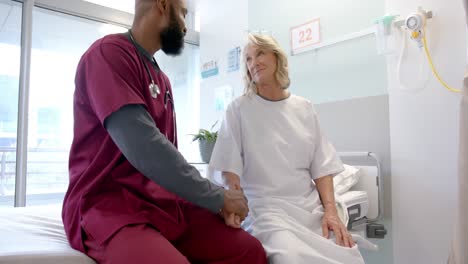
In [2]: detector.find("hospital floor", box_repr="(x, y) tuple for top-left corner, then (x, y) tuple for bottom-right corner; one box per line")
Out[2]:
(361, 218), (393, 264)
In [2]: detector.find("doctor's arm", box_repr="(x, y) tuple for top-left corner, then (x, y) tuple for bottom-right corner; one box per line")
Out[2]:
(315, 175), (355, 248)
(104, 104), (249, 224)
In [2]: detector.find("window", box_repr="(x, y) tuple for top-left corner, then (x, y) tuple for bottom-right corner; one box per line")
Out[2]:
(83, 0), (134, 14)
(25, 7), (127, 206)
(25, 6), (201, 206)
(155, 44), (201, 162)
(1, 0), (201, 207)
(0, 0), (21, 207)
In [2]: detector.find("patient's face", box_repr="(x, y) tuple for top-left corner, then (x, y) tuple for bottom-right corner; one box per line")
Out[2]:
(245, 44), (277, 84)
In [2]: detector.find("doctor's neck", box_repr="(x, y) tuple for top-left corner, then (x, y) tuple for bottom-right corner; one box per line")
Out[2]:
(256, 81), (289, 101)
(131, 0), (162, 55)
(130, 22), (162, 56)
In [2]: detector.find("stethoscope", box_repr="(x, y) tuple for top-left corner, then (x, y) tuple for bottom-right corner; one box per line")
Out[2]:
(128, 30), (176, 142)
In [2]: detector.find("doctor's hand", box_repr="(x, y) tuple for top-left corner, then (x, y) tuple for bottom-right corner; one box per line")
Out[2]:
(220, 189), (248, 228)
(322, 209), (355, 248)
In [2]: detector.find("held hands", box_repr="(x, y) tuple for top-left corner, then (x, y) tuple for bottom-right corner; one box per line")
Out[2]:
(321, 207), (355, 248)
(219, 172), (246, 228)
(221, 186), (247, 228)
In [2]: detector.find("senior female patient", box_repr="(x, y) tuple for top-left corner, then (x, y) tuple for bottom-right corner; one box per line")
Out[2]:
(209, 33), (365, 264)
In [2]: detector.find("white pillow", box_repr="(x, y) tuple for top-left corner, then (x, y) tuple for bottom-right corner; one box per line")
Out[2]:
(333, 164), (361, 195)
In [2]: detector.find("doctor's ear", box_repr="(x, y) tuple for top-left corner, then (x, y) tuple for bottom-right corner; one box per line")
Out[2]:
(157, 0), (167, 11)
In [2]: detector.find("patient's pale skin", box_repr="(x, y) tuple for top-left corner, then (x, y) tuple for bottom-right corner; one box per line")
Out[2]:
(223, 43), (355, 248)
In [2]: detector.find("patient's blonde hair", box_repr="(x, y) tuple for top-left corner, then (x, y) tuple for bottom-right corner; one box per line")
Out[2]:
(243, 33), (290, 95)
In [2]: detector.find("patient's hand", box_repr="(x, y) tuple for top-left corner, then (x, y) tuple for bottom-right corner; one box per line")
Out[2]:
(322, 209), (355, 248)
(223, 171), (241, 191)
(220, 172), (244, 228)
(228, 182), (241, 191)
(220, 211), (242, 228)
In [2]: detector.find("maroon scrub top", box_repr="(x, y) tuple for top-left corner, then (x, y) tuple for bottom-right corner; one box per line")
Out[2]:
(62, 33), (183, 251)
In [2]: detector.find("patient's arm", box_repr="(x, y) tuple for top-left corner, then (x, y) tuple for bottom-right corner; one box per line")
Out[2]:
(315, 175), (355, 248)
(315, 175), (337, 212)
(222, 171), (241, 190)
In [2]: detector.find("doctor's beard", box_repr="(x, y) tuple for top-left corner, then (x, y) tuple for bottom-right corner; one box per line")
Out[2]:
(160, 6), (185, 56)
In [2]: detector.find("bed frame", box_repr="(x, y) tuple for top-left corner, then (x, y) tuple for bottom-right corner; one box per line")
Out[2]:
(338, 152), (387, 239)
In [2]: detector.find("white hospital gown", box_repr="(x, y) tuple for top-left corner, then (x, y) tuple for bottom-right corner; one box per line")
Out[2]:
(210, 94), (365, 264)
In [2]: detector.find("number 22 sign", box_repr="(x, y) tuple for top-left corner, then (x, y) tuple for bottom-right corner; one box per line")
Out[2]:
(290, 18), (321, 53)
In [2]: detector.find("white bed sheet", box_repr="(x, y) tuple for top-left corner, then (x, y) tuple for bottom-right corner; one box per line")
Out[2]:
(0, 204), (95, 264)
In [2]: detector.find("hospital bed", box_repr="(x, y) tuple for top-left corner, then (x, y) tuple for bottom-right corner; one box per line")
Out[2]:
(336, 152), (387, 240)
(0, 151), (385, 263)
(0, 204), (95, 264)
(206, 151), (387, 240)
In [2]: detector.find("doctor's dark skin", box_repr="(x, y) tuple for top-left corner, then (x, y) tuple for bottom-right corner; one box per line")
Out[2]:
(130, 0), (250, 227)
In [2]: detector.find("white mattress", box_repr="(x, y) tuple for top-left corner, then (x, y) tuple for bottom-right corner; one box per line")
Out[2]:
(0, 204), (95, 264)
(0, 192), (373, 263)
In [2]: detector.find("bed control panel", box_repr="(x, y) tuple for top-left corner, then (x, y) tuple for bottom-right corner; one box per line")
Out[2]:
(347, 204), (363, 230)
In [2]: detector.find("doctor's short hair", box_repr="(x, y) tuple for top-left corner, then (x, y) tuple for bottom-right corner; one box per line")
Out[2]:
(243, 33), (291, 96)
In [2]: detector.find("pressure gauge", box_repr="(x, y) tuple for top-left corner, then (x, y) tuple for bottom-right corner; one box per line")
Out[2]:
(405, 12), (425, 31)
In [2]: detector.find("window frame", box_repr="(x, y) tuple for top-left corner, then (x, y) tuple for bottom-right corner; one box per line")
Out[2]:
(13, 0), (200, 44)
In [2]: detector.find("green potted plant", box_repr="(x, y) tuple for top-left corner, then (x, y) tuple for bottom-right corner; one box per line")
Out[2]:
(191, 121), (218, 163)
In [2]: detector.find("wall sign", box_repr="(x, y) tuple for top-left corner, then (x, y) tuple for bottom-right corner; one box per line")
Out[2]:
(201, 60), (219, 79)
(290, 18), (321, 54)
(227, 47), (241, 73)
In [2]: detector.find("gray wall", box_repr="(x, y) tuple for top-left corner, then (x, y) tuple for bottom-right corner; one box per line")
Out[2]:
(315, 95), (392, 264)
(247, 0), (392, 221)
(315, 95), (391, 212)
(248, 1), (393, 261)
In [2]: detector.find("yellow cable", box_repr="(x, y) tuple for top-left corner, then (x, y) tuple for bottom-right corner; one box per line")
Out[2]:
(422, 33), (462, 93)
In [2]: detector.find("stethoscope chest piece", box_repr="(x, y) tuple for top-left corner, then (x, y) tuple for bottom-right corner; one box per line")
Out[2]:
(149, 81), (161, 98)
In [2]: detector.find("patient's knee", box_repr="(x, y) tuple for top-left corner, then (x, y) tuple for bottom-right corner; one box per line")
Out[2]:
(263, 230), (308, 264)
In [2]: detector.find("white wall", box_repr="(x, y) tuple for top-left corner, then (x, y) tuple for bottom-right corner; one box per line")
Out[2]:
(386, 0), (466, 263)
(248, 0), (387, 104)
(198, 0), (248, 130)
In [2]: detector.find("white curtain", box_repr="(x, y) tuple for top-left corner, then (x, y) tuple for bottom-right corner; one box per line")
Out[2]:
(448, 1), (468, 263)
